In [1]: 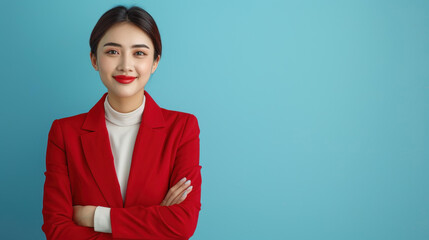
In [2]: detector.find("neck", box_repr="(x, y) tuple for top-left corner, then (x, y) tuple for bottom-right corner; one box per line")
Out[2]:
(106, 89), (145, 113)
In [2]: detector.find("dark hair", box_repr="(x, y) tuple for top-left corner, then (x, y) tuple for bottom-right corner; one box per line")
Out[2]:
(90, 5), (162, 60)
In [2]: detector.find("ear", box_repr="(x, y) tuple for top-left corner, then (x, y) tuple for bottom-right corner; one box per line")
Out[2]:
(151, 55), (160, 74)
(90, 52), (99, 71)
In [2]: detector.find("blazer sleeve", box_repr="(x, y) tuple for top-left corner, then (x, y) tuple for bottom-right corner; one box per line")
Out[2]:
(110, 114), (202, 240)
(42, 119), (112, 240)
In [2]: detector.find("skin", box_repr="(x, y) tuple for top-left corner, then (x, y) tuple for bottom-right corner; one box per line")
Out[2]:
(73, 178), (193, 227)
(73, 22), (193, 227)
(91, 21), (159, 113)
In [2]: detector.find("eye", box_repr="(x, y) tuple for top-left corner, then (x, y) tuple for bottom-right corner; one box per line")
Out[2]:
(135, 51), (147, 56)
(106, 50), (118, 55)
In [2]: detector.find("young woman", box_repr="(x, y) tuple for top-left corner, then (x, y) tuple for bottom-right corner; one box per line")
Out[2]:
(42, 5), (201, 239)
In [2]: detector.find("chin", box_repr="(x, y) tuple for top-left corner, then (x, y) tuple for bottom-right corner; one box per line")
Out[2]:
(108, 88), (144, 99)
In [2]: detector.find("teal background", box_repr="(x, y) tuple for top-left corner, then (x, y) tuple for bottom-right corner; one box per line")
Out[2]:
(1, 0), (428, 239)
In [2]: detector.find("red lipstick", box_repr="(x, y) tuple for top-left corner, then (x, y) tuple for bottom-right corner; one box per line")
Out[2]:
(113, 75), (137, 84)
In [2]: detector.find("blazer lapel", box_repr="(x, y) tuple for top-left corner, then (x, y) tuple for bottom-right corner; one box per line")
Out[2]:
(80, 92), (123, 208)
(80, 90), (166, 208)
(124, 91), (167, 207)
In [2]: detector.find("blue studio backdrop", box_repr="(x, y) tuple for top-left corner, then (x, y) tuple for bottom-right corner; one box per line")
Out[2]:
(1, 0), (428, 239)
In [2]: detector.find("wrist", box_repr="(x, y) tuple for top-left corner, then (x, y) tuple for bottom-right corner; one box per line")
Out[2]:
(88, 206), (96, 227)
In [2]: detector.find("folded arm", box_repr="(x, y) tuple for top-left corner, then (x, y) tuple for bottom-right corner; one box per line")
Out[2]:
(42, 119), (112, 240)
(43, 114), (202, 239)
(96, 114), (202, 239)
(92, 177), (194, 233)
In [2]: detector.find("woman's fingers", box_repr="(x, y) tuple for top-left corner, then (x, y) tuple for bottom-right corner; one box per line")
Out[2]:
(165, 179), (191, 206)
(172, 185), (193, 205)
(162, 185), (193, 206)
(162, 178), (192, 206)
(163, 177), (186, 203)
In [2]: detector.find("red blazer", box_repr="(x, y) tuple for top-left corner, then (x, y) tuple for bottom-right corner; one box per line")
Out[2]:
(42, 91), (201, 240)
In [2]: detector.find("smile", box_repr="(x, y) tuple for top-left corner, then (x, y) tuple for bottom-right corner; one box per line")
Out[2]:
(113, 75), (137, 84)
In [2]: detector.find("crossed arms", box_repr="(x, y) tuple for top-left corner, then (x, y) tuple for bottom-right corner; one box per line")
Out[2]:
(42, 115), (201, 239)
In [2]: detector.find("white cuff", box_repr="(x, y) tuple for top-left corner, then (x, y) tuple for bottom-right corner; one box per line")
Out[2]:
(94, 206), (112, 233)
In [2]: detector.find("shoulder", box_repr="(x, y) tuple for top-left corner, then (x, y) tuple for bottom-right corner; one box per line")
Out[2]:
(47, 112), (88, 147)
(48, 112), (89, 140)
(159, 107), (200, 133)
(52, 112), (87, 128)
(160, 107), (198, 122)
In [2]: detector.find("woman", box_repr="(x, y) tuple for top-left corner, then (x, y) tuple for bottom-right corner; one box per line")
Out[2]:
(42, 5), (201, 240)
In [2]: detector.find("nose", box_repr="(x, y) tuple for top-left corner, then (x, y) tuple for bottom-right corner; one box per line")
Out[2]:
(117, 52), (134, 73)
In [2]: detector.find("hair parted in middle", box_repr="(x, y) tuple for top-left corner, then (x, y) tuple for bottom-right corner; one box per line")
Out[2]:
(89, 5), (162, 61)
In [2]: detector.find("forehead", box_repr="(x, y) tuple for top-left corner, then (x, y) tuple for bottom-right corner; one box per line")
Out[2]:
(99, 22), (154, 48)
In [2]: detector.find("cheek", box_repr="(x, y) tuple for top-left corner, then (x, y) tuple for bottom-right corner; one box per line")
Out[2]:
(97, 57), (115, 72)
(136, 60), (155, 73)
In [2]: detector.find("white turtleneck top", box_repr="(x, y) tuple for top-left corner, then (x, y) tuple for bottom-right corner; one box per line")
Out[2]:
(93, 93), (146, 233)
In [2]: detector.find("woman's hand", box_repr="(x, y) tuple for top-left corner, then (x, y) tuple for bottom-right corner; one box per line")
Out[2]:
(161, 177), (193, 206)
(72, 205), (96, 227)
(71, 178), (192, 227)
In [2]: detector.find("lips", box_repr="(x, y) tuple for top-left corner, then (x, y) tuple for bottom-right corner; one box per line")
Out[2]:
(113, 75), (137, 84)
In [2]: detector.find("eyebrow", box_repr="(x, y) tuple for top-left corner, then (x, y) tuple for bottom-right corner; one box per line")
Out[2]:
(103, 42), (150, 49)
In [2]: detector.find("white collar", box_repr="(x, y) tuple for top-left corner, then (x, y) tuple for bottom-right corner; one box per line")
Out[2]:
(104, 94), (145, 126)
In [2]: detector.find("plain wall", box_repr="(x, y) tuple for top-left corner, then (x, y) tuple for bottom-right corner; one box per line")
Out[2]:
(1, 0), (428, 239)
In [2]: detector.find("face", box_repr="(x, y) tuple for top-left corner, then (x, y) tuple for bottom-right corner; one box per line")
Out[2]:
(90, 22), (160, 100)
